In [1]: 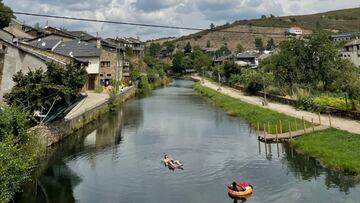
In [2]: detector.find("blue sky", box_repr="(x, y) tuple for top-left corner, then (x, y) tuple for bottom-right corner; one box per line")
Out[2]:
(4, 0), (360, 40)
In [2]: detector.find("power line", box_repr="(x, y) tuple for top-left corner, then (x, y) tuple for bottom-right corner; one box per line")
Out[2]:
(5, 11), (285, 36)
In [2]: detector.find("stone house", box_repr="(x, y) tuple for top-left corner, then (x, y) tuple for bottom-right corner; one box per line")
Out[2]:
(331, 33), (353, 42)
(0, 31), (48, 101)
(341, 40), (360, 68)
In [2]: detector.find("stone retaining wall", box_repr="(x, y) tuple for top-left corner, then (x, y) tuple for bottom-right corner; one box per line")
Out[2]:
(31, 87), (137, 147)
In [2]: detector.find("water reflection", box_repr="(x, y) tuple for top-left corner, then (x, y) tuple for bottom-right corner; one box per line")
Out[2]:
(258, 141), (359, 194)
(15, 110), (136, 203)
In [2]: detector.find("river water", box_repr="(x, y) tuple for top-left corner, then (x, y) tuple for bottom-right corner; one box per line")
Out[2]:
(16, 80), (360, 203)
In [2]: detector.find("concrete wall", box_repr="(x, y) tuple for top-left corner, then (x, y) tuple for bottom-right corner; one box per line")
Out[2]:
(342, 44), (360, 68)
(0, 43), (47, 101)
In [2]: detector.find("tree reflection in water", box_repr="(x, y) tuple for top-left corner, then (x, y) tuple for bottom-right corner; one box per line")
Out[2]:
(281, 143), (359, 194)
(15, 107), (143, 203)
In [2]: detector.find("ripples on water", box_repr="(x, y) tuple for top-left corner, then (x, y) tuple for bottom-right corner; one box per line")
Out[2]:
(15, 80), (360, 203)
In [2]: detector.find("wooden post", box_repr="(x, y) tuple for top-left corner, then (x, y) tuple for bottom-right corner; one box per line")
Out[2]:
(294, 119), (298, 131)
(275, 125), (279, 142)
(318, 112), (321, 125)
(257, 122), (260, 137)
(302, 116), (306, 134)
(328, 114), (332, 127)
(289, 122), (292, 139)
(267, 122), (271, 134)
(279, 120), (283, 134)
(312, 118), (315, 132)
(263, 124), (267, 142)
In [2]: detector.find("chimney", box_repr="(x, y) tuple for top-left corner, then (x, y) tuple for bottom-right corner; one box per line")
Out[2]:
(96, 38), (101, 49)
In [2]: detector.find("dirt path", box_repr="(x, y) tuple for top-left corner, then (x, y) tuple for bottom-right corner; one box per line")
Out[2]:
(193, 76), (360, 135)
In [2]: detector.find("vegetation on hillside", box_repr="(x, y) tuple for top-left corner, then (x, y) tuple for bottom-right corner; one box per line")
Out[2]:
(0, 0), (14, 28)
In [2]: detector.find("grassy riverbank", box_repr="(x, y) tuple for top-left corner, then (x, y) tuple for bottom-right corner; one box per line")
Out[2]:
(194, 83), (312, 133)
(290, 128), (360, 174)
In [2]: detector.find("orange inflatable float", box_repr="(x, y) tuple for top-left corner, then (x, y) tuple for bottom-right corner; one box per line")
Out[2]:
(227, 182), (253, 198)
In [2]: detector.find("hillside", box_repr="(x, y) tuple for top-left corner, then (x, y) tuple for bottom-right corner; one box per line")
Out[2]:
(150, 7), (360, 51)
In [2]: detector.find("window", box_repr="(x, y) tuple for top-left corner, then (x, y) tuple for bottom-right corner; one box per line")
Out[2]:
(100, 74), (103, 77)
(100, 61), (110, 68)
(107, 74), (112, 77)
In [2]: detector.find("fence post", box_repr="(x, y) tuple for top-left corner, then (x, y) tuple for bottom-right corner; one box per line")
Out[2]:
(302, 116), (306, 134)
(267, 122), (271, 134)
(312, 118), (315, 132)
(275, 125), (279, 142)
(328, 114), (332, 127)
(289, 122), (292, 139)
(295, 119), (298, 131)
(263, 124), (267, 142)
(279, 120), (283, 134)
(257, 122), (260, 137)
(318, 112), (321, 125)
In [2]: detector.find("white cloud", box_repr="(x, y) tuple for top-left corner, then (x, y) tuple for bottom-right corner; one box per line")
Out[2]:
(3, 0), (360, 40)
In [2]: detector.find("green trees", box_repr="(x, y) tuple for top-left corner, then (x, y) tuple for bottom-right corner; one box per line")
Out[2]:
(266, 38), (275, 50)
(0, 0), (14, 28)
(184, 42), (192, 54)
(172, 51), (185, 73)
(4, 63), (87, 116)
(255, 38), (264, 52)
(236, 43), (244, 53)
(190, 48), (211, 72)
(0, 106), (44, 203)
(210, 23), (215, 29)
(149, 42), (161, 57)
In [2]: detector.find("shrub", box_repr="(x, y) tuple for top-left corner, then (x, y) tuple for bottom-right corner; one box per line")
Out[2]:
(137, 75), (151, 94)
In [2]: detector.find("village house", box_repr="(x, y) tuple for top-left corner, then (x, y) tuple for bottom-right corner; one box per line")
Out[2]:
(0, 30), (70, 101)
(26, 36), (125, 90)
(286, 27), (303, 37)
(125, 37), (145, 58)
(4, 18), (36, 41)
(341, 39), (360, 68)
(331, 33), (354, 42)
(234, 52), (258, 68)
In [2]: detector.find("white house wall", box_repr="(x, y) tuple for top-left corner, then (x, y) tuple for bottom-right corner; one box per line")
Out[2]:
(0, 45), (47, 101)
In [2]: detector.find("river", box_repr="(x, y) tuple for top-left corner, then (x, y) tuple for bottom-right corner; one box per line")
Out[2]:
(15, 80), (360, 203)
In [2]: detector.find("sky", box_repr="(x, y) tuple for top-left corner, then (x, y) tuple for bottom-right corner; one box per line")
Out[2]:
(4, 0), (360, 41)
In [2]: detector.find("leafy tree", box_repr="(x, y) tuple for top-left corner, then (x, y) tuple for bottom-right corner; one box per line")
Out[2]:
(270, 14), (275, 18)
(125, 47), (134, 57)
(331, 60), (360, 110)
(0, 106), (44, 203)
(255, 38), (264, 52)
(206, 40), (211, 48)
(0, 0), (14, 28)
(184, 42), (192, 54)
(223, 61), (241, 82)
(236, 43), (244, 53)
(172, 51), (185, 73)
(149, 42), (161, 57)
(163, 41), (175, 55)
(4, 63), (87, 117)
(210, 23), (215, 29)
(190, 49), (211, 72)
(261, 15), (267, 19)
(266, 38), (275, 50)
(239, 69), (274, 103)
(215, 45), (231, 57)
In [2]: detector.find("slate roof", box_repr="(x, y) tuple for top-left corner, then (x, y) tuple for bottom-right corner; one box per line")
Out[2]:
(53, 40), (101, 57)
(66, 31), (96, 41)
(236, 53), (256, 59)
(29, 39), (61, 50)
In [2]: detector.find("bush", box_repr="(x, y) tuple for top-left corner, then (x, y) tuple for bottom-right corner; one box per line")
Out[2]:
(0, 106), (44, 203)
(137, 75), (151, 94)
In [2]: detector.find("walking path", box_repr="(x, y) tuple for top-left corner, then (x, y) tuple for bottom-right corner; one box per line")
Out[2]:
(193, 76), (360, 135)
(65, 86), (133, 120)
